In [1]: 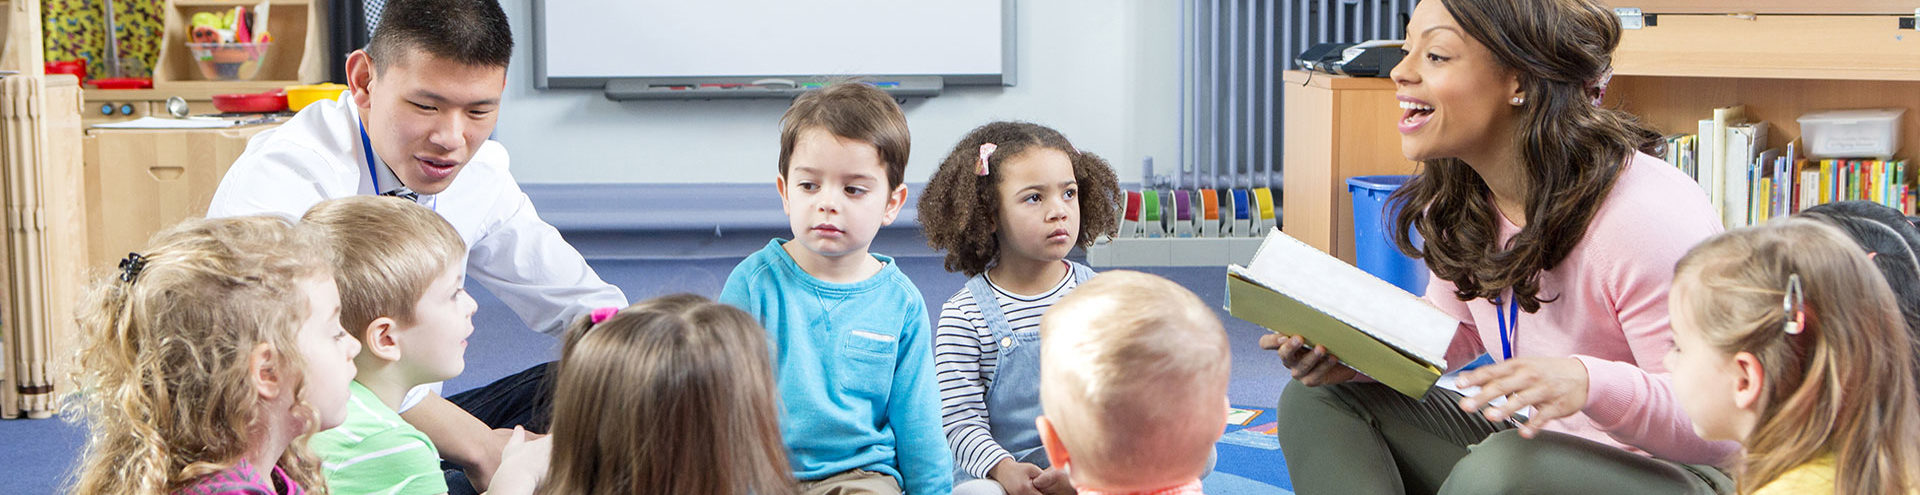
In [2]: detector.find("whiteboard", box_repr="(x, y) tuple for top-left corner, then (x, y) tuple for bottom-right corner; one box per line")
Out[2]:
(533, 0), (1015, 89)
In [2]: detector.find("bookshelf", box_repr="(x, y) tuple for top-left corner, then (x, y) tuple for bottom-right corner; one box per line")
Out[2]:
(1600, 3), (1920, 216)
(1605, 3), (1920, 220)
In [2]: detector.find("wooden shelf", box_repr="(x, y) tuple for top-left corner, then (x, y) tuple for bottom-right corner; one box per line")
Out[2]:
(173, 0), (314, 6)
(1607, 76), (1920, 161)
(1284, 70), (1396, 90)
(1613, 14), (1920, 81)
(1603, 1), (1917, 15)
(83, 80), (303, 102)
(156, 0), (327, 86)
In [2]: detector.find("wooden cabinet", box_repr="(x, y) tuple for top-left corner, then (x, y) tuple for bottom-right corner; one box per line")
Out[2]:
(83, 124), (276, 272)
(1281, 70), (1419, 263)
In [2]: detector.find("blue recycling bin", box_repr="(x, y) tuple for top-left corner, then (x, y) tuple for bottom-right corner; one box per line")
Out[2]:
(1347, 175), (1429, 294)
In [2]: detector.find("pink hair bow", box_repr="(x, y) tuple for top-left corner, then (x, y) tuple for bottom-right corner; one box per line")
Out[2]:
(590, 306), (620, 325)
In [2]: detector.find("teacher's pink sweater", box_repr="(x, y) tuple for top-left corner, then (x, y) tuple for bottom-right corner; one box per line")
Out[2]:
(1427, 150), (1741, 466)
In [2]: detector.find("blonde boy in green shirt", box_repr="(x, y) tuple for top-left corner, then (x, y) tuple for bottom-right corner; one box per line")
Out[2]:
(305, 196), (478, 494)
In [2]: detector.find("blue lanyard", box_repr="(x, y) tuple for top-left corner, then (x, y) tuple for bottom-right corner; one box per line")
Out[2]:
(1495, 294), (1519, 361)
(359, 122), (379, 191)
(359, 122), (436, 211)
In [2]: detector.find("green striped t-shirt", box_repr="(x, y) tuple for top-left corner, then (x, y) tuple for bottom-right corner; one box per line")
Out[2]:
(310, 381), (448, 495)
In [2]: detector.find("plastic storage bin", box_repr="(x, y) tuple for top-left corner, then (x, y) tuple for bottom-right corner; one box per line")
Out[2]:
(1797, 108), (1905, 159)
(1348, 175), (1429, 294)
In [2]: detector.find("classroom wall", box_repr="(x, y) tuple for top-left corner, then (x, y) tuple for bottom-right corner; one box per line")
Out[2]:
(493, 0), (1181, 185)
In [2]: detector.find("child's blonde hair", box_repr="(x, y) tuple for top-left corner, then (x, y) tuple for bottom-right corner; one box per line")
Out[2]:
(917, 121), (1121, 276)
(67, 216), (334, 494)
(1039, 271), (1229, 491)
(542, 294), (796, 495)
(1674, 218), (1920, 494)
(300, 196), (465, 335)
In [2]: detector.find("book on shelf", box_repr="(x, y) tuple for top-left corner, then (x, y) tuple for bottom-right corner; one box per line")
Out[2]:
(1663, 144), (1913, 220)
(1724, 121), (1769, 227)
(1661, 109), (1912, 222)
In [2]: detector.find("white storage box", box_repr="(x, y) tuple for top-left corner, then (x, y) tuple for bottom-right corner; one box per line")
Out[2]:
(1797, 108), (1905, 159)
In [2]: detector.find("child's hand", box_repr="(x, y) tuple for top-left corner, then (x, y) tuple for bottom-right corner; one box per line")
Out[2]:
(465, 427), (544, 491)
(1259, 334), (1358, 386)
(484, 426), (552, 495)
(990, 458), (1045, 495)
(1455, 356), (1590, 438)
(1032, 466), (1076, 495)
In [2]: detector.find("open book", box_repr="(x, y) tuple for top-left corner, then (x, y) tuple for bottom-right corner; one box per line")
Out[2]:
(1226, 228), (1461, 397)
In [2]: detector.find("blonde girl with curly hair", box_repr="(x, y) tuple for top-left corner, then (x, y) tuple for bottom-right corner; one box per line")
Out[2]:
(66, 216), (360, 495)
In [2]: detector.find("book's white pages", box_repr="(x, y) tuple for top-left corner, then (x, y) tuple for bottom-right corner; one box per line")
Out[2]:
(1228, 228), (1459, 367)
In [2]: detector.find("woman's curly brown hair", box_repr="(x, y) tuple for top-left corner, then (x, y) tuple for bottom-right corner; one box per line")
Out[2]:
(919, 122), (1120, 276)
(1388, 0), (1661, 312)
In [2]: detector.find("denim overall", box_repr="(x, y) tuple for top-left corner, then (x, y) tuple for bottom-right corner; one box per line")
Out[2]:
(967, 261), (1097, 469)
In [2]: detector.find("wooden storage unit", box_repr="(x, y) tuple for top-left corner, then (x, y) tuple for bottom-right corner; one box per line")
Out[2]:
(82, 124), (275, 272)
(1609, 1), (1917, 14)
(155, 0), (329, 89)
(1600, 4), (1920, 168)
(85, 0), (329, 124)
(1281, 70), (1419, 263)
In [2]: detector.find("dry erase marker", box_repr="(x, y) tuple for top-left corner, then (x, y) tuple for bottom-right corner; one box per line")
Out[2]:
(1200, 189), (1220, 237)
(1231, 189), (1252, 237)
(1241, 189), (1264, 237)
(1120, 191), (1142, 238)
(1167, 188), (1182, 236)
(1160, 190), (1176, 237)
(1142, 190), (1164, 238)
(1254, 188), (1277, 233)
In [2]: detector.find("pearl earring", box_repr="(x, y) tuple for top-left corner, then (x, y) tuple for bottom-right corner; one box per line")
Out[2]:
(1511, 96), (1526, 105)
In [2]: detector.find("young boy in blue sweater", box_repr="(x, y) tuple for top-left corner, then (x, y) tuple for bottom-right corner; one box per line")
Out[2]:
(719, 82), (953, 494)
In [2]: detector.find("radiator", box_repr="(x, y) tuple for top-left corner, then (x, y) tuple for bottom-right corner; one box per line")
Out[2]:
(1178, 0), (1413, 194)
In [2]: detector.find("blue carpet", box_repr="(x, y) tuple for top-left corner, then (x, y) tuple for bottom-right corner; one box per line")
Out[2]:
(0, 254), (1295, 494)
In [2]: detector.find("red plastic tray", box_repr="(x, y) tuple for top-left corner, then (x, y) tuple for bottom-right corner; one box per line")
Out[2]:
(90, 78), (154, 90)
(212, 90), (288, 113)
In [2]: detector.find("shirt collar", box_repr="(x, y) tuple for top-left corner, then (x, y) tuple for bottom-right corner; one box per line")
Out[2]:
(349, 99), (430, 204)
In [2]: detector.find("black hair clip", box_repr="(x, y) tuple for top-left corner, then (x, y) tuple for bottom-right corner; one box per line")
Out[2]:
(118, 252), (147, 283)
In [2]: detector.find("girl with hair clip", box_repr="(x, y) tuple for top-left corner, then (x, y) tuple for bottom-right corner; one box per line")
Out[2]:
(485, 294), (796, 495)
(1667, 218), (1920, 494)
(917, 121), (1120, 495)
(1262, 0), (1741, 492)
(66, 216), (360, 495)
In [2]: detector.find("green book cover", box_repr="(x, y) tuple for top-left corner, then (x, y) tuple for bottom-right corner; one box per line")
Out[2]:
(1225, 229), (1456, 398)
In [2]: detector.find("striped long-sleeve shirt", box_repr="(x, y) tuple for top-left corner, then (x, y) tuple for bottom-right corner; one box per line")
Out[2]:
(309, 381), (448, 495)
(936, 272), (1078, 478)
